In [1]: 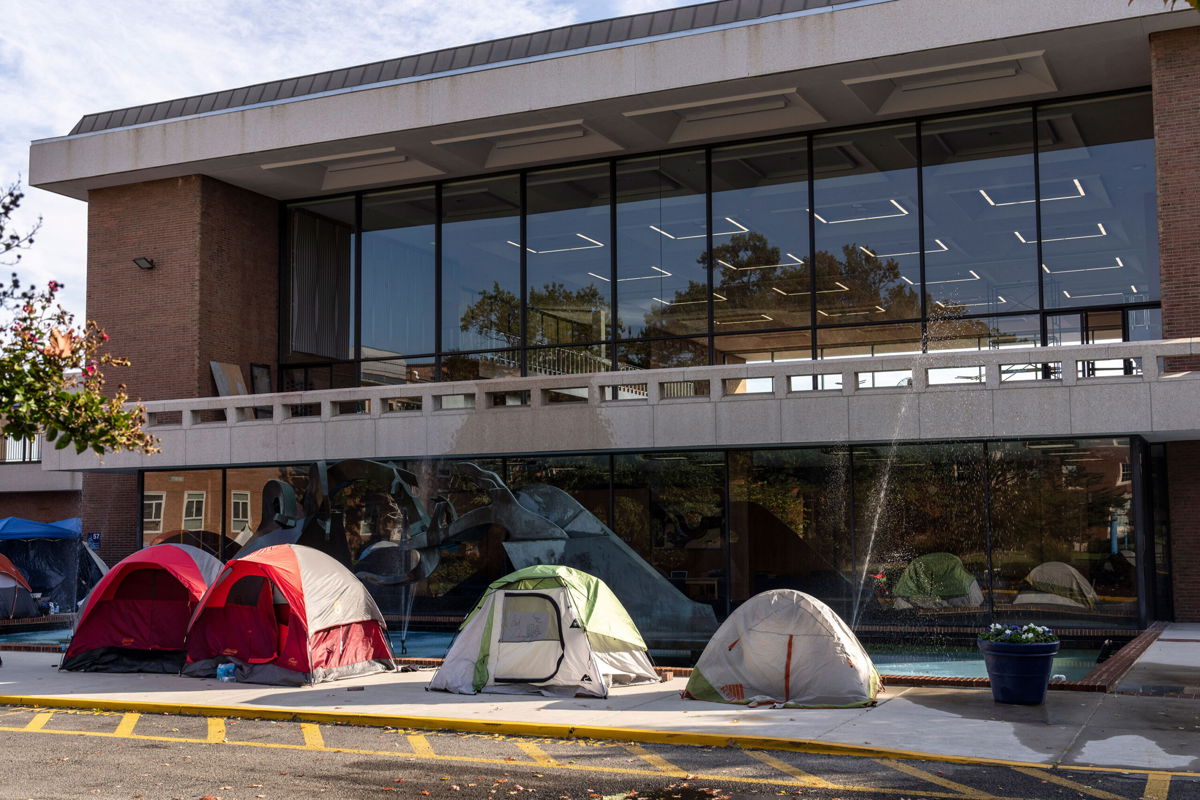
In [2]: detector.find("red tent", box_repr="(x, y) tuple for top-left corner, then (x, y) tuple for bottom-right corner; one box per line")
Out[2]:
(61, 543), (224, 672)
(0, 553), (38, 619)
(183, 544), (394, 685)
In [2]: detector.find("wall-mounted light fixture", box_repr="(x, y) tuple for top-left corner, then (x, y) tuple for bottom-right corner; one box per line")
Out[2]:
(132, 257), (156, 270)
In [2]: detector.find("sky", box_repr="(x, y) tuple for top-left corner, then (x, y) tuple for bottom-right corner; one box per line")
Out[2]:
(0, 0), (695, 323)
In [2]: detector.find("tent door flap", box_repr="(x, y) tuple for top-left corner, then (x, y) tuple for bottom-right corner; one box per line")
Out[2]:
(492, 592), (565, 683)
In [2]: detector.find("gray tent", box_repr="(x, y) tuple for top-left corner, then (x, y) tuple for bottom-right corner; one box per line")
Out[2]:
(1015, 561), (1098, 608)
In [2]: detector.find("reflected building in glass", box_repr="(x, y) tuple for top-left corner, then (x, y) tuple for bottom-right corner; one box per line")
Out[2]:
(25, 1), (1200, 656)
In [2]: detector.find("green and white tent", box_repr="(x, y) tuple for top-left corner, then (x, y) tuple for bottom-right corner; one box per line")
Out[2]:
(427, 565), (660, 697)
(892, 552), (984, 609)
(685, 589), (881, 709)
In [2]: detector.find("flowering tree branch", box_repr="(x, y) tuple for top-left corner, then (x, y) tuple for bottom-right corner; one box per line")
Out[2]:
(1, 183), (157, 456)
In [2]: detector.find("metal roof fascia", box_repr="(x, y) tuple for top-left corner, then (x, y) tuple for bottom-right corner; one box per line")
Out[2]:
(33, 0), (893, 147)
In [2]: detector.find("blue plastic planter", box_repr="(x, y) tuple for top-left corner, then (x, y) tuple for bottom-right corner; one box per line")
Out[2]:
(977, 639), (1060, 704)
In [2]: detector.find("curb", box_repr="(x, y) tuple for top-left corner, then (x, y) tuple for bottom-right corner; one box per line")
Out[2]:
(2, 693), (1197, 778)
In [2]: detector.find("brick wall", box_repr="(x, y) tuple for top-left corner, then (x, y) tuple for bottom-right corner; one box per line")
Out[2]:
(1152, 28), (1200, 622)
(1152, 27), (1200, 370)
(83, 175), (278, 562)
(1166, 441), (1200, 622)
(0, 491), (80, 523)
(82, 475), (140, 565)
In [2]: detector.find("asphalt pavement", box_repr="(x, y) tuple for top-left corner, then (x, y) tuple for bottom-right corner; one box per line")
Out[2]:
(1, 706), (1196, 800)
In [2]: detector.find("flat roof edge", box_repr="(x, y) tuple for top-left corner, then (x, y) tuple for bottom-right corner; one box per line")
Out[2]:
(43, 0), (893, 145)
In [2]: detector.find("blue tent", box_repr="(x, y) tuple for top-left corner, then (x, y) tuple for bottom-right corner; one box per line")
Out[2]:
(0, 518), (103, 612)
(0, 518), (81, 540)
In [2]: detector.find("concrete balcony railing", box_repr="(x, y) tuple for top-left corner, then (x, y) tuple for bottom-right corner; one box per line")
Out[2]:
(38, 339), (1200, 473)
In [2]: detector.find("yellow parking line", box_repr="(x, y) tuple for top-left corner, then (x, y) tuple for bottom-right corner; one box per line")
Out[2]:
(24, 712), (53, 731)
(0, 721), (1039, 798)
(407, 733), (436, 757)
(1010, 766), (1127, 800)
(301, 723), (324, 749)
(113, 713), (140, 737)
(207, 718), (226, 743)
(514, 741), (558, 767)
(878, 758), (994, 798)
(745, 749), (841, 788)
(1143, 773), (1172, 800)
(623, 742), (688, 777)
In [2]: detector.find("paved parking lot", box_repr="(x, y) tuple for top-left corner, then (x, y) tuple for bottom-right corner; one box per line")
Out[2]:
(0, 706), (1193, 800)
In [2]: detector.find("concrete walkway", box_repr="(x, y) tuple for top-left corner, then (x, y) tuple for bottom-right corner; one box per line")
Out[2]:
(1117, 623), (1200, 697)
(1, 625), (1197, 776)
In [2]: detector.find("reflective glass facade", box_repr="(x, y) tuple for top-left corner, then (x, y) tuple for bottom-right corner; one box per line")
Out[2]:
(282, 92), (1159, 389)
(139, 436), (1161, 660)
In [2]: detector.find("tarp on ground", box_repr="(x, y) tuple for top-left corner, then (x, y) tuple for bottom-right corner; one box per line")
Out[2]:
(62, 543), (224, 673)
(684, 589), (881, 709)
(429, 565), (659, 698)
(183, 544), (395, 686)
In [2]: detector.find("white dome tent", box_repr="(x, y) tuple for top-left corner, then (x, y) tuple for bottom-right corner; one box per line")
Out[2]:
(684, 589), (881, 709)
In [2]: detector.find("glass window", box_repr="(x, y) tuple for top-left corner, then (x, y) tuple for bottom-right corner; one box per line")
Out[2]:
(182, 491), (206, 531)
(612, 451), (726, 652)
(854, 442), (989, 628)
(813, 124), (921, 323)
(989, 439), (1137, 628)
(442, 176), (521, 352)
(143, 471), (223, 548)
(142, 492), (164, 536)
(616, 337), (708, 371)
(927, 314), (1041, 352)
(1038, 94), (1157, 309)
(525, 164), (612, 346)
(1126, 307), (1161, 343)
(616, 152), (709, 340)
(526, 345), (613, 377)
(507, 454), (611, 527)
(817, 322), (922, 360)
(440, 351), (520, 382)
(286, 197), (356, 362)
(230, 490), (251, 534)
(716, 329), (812, 366)
(727, 449), (852, 616)
(710, 139), (810, 332)
(361, 187), (436, 358)
(922, 108), (1037, 314)
(224, 465), (310, 553)
(360, 357), (436, 386)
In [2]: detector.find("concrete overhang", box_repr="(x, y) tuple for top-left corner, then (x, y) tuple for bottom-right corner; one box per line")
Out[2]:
(38, 339), (1200, 474)
(3, 462), (82, 491)
(28, 0), (1197, 201)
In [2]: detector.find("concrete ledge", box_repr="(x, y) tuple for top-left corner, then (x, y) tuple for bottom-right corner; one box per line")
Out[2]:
(39, 339), (1200, 473)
